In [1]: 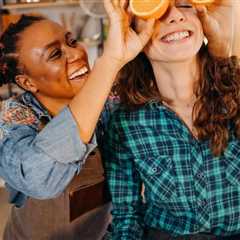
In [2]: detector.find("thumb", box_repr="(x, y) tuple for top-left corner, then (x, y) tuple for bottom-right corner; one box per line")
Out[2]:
(138, 19), (155, 48)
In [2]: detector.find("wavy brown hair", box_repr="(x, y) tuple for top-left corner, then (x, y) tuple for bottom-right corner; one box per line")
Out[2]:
(113, 45), (240, 156)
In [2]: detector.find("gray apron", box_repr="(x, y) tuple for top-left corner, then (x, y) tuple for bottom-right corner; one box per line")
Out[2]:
(3, 149), (111, 240)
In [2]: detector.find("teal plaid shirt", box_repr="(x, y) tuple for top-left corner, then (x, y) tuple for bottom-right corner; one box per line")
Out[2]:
(103, 101), (240, 239)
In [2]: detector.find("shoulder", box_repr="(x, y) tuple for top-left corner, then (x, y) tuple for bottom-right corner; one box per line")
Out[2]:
(0, 97), (37, 126)
(0, 97), (38, 140)
(110, 102), (157, 127)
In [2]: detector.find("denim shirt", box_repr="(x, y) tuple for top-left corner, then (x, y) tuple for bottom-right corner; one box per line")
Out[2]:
(0, 92), (97, 207)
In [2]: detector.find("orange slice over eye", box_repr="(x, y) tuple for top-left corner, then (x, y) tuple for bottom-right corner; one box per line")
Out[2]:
(190, 0), (215, 4)
(129, 0), (170, 20)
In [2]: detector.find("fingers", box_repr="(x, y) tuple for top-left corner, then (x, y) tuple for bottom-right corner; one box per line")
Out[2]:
(120, 0), (128, 10)
(103, 0), (115, 17)
(112, 0), (120, 8)
(195, 5), (208, 19)
(104, 0), (130, 20)
(138, 19), (155, 48)
(196, 4), (219, 44)
(195, 5), (213, 33)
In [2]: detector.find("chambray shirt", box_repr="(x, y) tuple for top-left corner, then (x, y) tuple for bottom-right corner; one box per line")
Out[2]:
(103, 101), (240, 239)
(0, 92), (97, 207)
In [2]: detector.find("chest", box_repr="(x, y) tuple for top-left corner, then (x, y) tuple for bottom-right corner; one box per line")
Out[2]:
(125, 120), (240, 202)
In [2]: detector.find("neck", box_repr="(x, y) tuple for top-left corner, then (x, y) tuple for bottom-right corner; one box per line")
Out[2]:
(151, 56), (200, 107)
(34, 94), (71, 116)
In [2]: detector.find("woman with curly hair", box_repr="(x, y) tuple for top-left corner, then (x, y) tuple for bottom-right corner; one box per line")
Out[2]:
(103, 0), (240, 239)
(0, 1), (156, 239)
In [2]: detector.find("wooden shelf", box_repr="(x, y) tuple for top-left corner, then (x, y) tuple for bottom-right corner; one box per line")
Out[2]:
(2, 0), (79, 10)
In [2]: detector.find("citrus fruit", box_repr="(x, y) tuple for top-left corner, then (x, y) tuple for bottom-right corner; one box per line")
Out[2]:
(190, 0), (215, 4)
(129, 0), (170, 19)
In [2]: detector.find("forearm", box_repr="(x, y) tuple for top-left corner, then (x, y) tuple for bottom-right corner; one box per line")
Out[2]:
(69, 55), (120, 143)
(68, 0), (155, 143)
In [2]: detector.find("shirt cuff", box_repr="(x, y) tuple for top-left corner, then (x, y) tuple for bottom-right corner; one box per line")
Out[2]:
(33, 107), (97, 164)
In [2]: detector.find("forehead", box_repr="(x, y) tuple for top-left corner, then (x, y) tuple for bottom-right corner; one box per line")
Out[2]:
(18, 20), (65, 52)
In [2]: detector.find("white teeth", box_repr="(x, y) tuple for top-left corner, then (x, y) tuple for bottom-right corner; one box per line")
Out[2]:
(163, 31), (190, 42)
(69, 66), (88, 80)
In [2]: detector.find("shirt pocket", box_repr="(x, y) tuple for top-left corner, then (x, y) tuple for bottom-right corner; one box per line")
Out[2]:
(137, 155), (177, 201)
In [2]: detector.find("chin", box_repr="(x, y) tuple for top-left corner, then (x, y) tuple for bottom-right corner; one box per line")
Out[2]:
(71, 81), (86, 93)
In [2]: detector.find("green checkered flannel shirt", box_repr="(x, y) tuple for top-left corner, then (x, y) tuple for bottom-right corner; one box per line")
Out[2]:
(102, 101), (240, 239)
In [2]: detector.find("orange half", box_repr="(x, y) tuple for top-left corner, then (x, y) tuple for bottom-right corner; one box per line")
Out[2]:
(129, 0), (170, 20)
(190, 0), (215, 4)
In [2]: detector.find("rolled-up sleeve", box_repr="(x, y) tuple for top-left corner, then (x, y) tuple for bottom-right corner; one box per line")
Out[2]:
(34, 107), (97, 163)
(0, 107), (97, 199)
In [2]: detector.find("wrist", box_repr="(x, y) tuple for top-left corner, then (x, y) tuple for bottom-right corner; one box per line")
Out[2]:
(98, 54), (123, 72)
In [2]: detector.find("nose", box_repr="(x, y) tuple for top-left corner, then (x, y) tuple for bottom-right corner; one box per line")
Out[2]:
(164, 6), (186, 24)
(65, 46), (86, 63)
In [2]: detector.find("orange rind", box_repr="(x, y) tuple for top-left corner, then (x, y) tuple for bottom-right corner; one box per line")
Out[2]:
(129, 0), (170, 20)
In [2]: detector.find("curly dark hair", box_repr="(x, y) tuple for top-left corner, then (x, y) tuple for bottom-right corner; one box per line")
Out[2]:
(113, 45), (240, 156)
(0, 14), (45, 87)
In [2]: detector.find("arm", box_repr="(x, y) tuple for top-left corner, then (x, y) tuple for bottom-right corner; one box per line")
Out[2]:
(103, 114), (144, 240)
(69, 0), (155, 143)
(0, 107), (95, 199)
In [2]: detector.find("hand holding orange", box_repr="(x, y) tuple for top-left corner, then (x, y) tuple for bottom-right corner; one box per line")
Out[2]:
(194, 0), (240, 58)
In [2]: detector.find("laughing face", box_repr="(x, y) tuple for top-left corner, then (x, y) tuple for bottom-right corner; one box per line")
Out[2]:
(17, 19), (90, 101)
(136, 0), (204, 62)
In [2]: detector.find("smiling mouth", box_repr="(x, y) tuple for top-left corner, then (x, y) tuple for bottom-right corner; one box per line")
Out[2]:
(161, 30), (193, 43)
(69, 66), (89, 81)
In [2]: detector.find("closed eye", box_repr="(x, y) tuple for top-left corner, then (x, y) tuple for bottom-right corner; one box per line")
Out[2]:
(49, 48), (62, 60)
(177, 4), (193, 8)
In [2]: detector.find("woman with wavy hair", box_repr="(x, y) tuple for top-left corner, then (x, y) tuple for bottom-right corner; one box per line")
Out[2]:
(103, 0), (240, 239)
(0, 1), (156, 239)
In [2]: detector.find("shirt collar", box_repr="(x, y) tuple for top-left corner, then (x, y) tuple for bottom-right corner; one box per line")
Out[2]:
(20, 91), (51, 121)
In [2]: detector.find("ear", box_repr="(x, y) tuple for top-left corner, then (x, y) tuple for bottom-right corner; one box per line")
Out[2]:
(15, 74), (38, 93)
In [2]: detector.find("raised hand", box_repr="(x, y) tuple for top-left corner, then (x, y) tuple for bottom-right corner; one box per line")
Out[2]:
(195, 0), (240, 58)
(102, 0), (155, 69)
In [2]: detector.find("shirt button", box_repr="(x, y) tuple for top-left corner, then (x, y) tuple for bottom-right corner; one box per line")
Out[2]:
(152, 167), (158, 172)
(198, 199), (207, 206)
(194, 225), (199, 232)
(197, 173), (203, 179)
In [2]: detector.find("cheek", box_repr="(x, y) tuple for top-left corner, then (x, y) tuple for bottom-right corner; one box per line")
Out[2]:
(195, 21), (205, 46)
(35, 63), (69, 93)
(45, 61), (67, 82)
